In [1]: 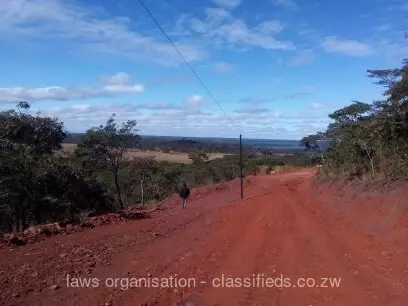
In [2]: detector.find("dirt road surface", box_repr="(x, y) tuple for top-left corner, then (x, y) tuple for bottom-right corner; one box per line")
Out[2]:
(1, 169), (407, 305)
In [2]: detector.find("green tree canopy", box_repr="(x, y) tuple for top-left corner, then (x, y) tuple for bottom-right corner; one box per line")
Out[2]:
(76, 114), (139, 209)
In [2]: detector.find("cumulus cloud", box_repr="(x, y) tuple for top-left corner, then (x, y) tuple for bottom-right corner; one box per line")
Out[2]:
(0, 0), (204, 65)
(310, 102), (324, 109)
(321, 36), (374, 56)
(136, 102), (181, 111)
(101, 72), (132, 85)
(254, 20), (284, 34)
(183, 95), (204, 108)
(271, 0), (298, 9)
(234, 107), (270, 114)
(239, 97), (274, 105)
(212, 0), (243, 9)
(189, 9), (294, 51)
(127, 95), (205, 113)
(273, 110), (284, 118)
(0, 72), (144, 104)
(29, 99), (331, 139)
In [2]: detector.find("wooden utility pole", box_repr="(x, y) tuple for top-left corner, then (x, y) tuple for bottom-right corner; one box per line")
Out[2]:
(240, 134), (243, 200)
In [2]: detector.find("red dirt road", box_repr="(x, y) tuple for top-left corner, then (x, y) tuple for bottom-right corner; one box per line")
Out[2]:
(1, 169), (408, 305)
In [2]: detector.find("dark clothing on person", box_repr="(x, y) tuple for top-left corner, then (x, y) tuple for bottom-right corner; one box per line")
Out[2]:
(179, 184), (190, 209)
(179, 185), (190, 199)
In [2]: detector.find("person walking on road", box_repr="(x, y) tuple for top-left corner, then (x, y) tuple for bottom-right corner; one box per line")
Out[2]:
(179, 182), (190, 209)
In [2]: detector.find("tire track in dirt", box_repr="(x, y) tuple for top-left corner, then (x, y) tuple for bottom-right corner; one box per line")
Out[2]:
(115, 195), (268, 305)
(243, 191), (303, 306)
(195, 192), (278, 305)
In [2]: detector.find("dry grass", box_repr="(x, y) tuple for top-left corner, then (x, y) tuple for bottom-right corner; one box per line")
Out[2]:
(59, 143), (77, 155)
(59, 143), (226, 164)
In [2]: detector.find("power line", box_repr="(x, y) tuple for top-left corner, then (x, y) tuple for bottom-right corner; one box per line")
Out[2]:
(137, 0), (240, 130)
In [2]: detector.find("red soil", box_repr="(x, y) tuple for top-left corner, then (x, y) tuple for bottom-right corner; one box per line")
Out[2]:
(1, 168), (407, 306)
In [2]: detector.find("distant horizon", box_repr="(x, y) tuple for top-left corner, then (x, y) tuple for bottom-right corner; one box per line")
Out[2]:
(66, 132), (302, 142)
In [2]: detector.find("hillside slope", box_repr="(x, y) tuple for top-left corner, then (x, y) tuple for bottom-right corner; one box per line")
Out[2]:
(1, 169), (407, 306)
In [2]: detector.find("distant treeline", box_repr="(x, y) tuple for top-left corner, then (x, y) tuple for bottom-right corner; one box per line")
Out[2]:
(65, 133), (250, 154)
(64, 134), (300, 156)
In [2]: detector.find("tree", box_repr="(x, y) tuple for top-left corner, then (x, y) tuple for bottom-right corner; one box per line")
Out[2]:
(0, 102), (67, 231)
(0, 101), (66, 154)
(328, 101), (372, 123)
(300, 132), (327, 164)
(327, 101), (377, 176)
(76, 114), (139, 209)
(127, 158), (155, 206)
(188, 152), (209, 165)
(0, 102), (110, 232)
(303, 57), (408, 179)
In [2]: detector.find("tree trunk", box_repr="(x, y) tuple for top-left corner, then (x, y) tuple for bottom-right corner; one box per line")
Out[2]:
(370, 158), (375, 178)
(320, 151), (325, 164)
(114, 171), (124, 209)
(364, 147), (375, 178)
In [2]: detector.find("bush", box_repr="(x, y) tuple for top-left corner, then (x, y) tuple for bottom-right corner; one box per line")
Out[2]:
(302, 58), (408, 180)
(0, 103), (113, 233)
(266, 165), (274, 175)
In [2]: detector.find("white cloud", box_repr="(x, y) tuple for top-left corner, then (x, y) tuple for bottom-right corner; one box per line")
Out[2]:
(71, 104), (92, 112)
(321, 36), (374, 56)
(27, 99), (332, 139)
(273, 110), (284, 118)
(271, 0), (298, 9)
(0, 0), (204, 65)
(212, 0), (243, 9)
(190, 8), (232, 34)
(183, 95), (204, 108)
(239, 97), (274, 105)
(0, 72), (144, 103)
(137, 102), (181, 111)
(288, 50), (314, 66)
(234, 107), (270, 114)
(310, 102), (324, 109)
(189, 10), (294, 51)
(213, 62), (233, 73)
(255, 20), (284, 34)
(132, 96), (205, 112)
(102, 72), (132, 85)
(216, 20), (294, 50)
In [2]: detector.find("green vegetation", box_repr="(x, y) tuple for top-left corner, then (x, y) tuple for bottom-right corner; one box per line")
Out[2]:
(0, 102), (112, 232)
(302, 58), (408, 180)
(65, 133), (247, 154)
(75, 114), (139, 209)
(0, 102), (315, 234)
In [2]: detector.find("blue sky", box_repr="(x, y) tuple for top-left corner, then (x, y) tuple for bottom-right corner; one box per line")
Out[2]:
(0, 0), (407, 139)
